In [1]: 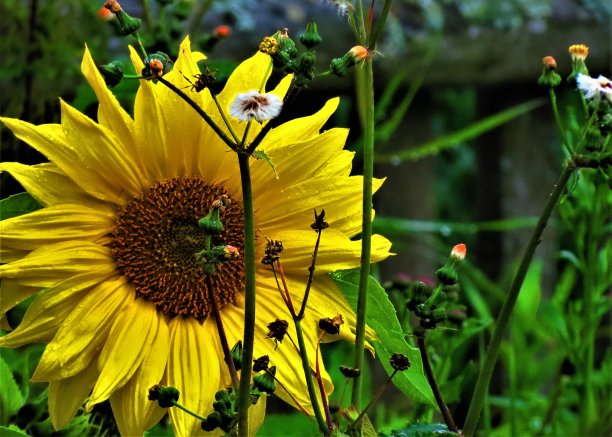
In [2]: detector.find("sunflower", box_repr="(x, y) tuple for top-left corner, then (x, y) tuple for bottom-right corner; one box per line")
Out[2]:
(0, 37), (391, 435)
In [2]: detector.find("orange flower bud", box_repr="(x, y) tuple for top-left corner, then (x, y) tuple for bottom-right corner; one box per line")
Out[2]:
(451, 243), (467, 261)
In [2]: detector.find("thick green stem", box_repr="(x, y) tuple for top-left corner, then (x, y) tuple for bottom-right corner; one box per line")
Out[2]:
(351, 56), (375, 409)
(237, 150), (257, 437)
(463, 162), (576, 436)
(294, 318), (330, 435)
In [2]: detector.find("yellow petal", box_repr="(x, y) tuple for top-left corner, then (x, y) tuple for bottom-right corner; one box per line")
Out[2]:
(262, 98), (340, 145)
(81, 45), (139, 175)
(260, 228), (392, 274)
(109, 310), (169, 436)
(167, 317), (221, 436)
(0, 162), (107, 208)
(48, 359), (98, 430)
(0, 241), (115, 288)
(256, 176), (384, 238)
(32, 276), (131, 381)
(88, 297), (158, 408)
(0, 204), (115, 263)
(0, 280), (40, 318)
(250, 128), (350, 186)
(0, 270), (114, 347)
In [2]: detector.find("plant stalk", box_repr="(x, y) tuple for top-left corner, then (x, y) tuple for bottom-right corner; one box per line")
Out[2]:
(463, 162), (575, 436)
(351, 55), (375, 410)
(417, 332), (459, 432)
(236, 150), (257, 437)
(294, 317), (330, 435)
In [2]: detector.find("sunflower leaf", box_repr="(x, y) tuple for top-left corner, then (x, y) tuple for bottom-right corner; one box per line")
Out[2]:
(330, 269), (435, 405)
(0, 426), (30, 437)
(0, 192), (41, 221)
(0, 354), (26, 424)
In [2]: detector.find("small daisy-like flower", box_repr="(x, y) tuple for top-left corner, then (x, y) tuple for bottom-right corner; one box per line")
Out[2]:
(0, 36), (390, 435)
(569, 44), (589, 61)
(229, 90), (283, 122)
(576, 73), (612, 102)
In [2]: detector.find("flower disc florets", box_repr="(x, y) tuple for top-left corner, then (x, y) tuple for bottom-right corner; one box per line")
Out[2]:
(110, 177), (244, 319)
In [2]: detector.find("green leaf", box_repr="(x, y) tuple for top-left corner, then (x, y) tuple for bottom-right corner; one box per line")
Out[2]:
(515, 260), (542, 322)
(376, 98), (545, 163)
(0, 354), (26, 424)
(0, 192), (41, 221)
(256, 413), (319, 436)
(330, 270), (435, 405)
(382, 423), (455, 437)
(252, 150), (278, 179)
(0, 426), (30, 437)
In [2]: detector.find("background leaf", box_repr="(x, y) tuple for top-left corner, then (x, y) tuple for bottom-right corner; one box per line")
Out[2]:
(0, 354), (25, 424)
(330, 270), (435, 405)
(0, 192), (40, 221)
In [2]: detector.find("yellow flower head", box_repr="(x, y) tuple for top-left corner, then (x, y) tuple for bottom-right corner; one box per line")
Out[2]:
(0, 37), (391, 435)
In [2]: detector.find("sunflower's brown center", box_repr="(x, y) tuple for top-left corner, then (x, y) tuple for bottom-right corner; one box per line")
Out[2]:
(110, 177), (244, 319)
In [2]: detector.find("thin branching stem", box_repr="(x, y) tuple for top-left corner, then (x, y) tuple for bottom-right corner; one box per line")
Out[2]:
(297, 229), (323, 319)
(207, 275), (239, 392)
(294, 318), (330, 435)
(417, 331), (459, 432)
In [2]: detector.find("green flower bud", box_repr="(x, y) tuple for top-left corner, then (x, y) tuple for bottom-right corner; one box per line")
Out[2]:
(435, 265), (458, 286)
(142, 52), (171, 78)
(537, 56), (561, 88)
(274, 29), (298, 59)
(98, 61), (124, 87)
(198, 207), (224, 234)
(432, 307), (448, 323)
(300, 21), (322, 48)
(253, 366), (276, 394)
(115, 9), (141, 36)
(201, 411), (222, 432)
(567, 44), (589, 84)
(331, 46), (369, 77)
(231, 341), (243, 371)
(147, 385), (179, 408)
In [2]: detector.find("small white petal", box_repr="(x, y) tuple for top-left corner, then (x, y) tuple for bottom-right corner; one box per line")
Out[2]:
(229, 90), (283, 123)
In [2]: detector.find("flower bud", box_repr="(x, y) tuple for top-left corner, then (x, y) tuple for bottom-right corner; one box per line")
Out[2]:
(253, 366), (277, 394)
(148, 385), (179, 408)
(266, 319), (289, 345)
(253, 355), (270, 372)
(537, 56), (561, 88)
(201, 411), (222, 432)
(330, 45), (369, 77)
(567, 44), (589, 84)
(231, 340), (243, 371)
(339, 365), (361, 378)
(300, 21), (322, 48)
(311, 209), (329, 233)
(142, 52), (171, 78)
(275, 28), (298, 59)
(318, 314), (344, 335)
(198, 206), (224, 234)
(213, 25), (231, 38)
(98, 61), (124, 87)
(390, 353), (411, 371)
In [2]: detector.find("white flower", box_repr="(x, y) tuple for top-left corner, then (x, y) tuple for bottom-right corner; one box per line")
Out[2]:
(229, 90), (282, 122)
(576, 73), (612, 102)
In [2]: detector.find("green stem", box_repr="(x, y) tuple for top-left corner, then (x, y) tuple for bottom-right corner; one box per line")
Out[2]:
(297, 227), (323, 319)
(207, 276), (240, 393)
(211, 93), (240, 143)
(350, 56), (375, 410)
(133, 32), (148, 60)
(156, 76), (237, 151)
(294, 318), (330, 435)
(549, 88), (573, 156)
(463, 162), (576, 436)
(417, 332), (458, 432)
(171, 400), (207, 422)
(236, 150), (257, 437)
(349, 371), (396, 433)
(367, 0), (393, 49)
